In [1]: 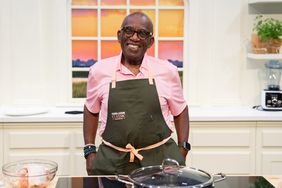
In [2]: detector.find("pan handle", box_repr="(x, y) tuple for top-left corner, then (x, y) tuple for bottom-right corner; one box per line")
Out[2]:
(116, 175), (134, 186)
(213, 173), (226, 183)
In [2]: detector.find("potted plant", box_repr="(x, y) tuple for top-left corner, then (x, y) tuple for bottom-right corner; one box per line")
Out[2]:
(252, 15), (282, 54)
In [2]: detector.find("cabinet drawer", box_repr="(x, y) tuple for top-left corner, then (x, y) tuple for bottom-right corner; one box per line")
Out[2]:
(192, 128), (253, 147)
(192, 151), (253, 174)
(7, 131), (71, 148)
(262, 130), (282, 147)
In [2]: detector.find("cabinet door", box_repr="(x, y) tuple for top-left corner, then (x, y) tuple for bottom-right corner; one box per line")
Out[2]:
(256, 122), (282, 174)
(3, 123), (79, 176)
(190, 122), (256, 175)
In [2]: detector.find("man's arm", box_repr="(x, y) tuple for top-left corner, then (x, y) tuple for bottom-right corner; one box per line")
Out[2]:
(83, 105), (99, 175)
(173, 105), (190, 158)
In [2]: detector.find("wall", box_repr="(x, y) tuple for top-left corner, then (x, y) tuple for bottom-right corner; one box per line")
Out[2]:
(0, 0), (277, 107)
(0, 0), (70, 106)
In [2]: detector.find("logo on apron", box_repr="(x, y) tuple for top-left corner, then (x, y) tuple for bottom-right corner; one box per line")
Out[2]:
(111, 112), (126, 120)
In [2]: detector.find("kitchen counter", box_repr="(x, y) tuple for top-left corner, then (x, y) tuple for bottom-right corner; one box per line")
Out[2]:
(45, 175), (282, 188)
(267, 176), (282, 188)
(1, 106), (282, 123)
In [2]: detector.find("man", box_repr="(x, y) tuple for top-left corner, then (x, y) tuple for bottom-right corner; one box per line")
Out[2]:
(83, 12), (190, 175)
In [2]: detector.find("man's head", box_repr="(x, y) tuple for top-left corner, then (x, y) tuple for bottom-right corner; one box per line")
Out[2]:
(117, 12), (154, 65)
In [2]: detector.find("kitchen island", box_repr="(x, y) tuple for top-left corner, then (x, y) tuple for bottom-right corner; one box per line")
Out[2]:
(0, 106), (282, 176)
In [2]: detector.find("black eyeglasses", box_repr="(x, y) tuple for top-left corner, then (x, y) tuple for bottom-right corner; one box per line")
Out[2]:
(121, 26), (153, 39)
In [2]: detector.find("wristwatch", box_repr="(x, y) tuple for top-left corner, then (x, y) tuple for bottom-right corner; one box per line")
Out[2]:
(178, 142), (191, 151)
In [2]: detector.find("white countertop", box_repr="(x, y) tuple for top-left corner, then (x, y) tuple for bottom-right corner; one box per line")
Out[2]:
(1, 106), (282, 123)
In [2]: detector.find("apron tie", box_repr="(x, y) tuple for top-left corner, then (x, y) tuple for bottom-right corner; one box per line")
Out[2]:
(102, 135), (172, 162)
(126, 143), (143, 162)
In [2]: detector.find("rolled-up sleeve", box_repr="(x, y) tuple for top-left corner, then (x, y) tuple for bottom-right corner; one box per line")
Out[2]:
(167, 66), (187, 116)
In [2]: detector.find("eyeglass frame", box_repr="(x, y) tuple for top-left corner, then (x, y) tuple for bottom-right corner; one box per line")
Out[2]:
(120, 26), (153, 40)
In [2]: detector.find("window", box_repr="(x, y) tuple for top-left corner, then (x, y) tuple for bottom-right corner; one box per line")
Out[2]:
(71, 0), (187, 98)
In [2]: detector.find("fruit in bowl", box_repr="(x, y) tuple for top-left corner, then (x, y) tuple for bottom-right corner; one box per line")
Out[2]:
(2, 159), (58, 188)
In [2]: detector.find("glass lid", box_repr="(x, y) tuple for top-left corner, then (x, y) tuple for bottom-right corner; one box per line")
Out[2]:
(129, 159), (213, 187)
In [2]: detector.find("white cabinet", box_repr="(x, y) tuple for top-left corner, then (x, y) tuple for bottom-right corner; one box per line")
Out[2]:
(2, 123), (87, 176)
(256, 122), (282, 174)
(189, 122), (256, 175)
(2, 121), (282, 176)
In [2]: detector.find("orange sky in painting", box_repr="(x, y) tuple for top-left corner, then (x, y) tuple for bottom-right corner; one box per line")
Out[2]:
(72, 9), (97, 37)
(159, 10), (184, 37)
(159, 0), (183, 6)
(72, 40), (97, 61)
(101, 40), (121, 59)
(101, 0), (126, 5)
(72, 0), (97, 5)
(101, 10), (126, 37)
(158, 41), (183, 61)
(130, 0), (155, 6)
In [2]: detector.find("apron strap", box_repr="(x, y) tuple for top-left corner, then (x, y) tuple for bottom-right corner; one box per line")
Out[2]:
(102, 135), (172, 162)
(111, 61), (154, 89)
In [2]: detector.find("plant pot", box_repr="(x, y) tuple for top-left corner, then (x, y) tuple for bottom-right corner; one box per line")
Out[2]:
(251, 33), (268, 54)
(251, 33), (282, 54)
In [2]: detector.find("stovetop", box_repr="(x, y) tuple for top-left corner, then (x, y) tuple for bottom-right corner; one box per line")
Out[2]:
(55, 176), (274, 188)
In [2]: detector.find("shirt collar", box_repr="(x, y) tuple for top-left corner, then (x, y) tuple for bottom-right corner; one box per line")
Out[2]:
(116, 53), (149, 75)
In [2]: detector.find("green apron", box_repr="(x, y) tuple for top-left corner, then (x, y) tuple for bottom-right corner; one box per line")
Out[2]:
(92, 67), (185, 175)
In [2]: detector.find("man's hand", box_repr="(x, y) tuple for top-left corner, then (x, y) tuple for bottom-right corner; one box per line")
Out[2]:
(86, 152), (96, 175)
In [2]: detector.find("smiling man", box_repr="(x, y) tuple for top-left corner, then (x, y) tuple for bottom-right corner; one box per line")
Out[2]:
(83, 12), (190, 175)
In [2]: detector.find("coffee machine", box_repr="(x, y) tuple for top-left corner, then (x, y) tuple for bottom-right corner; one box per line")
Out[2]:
(261, 60), (282, 110)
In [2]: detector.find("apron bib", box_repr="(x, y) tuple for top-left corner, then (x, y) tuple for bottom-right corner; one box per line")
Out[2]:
(92, 65), (185, 175)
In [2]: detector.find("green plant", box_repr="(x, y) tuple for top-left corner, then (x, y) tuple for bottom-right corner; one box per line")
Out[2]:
(253, 15), (282, 42)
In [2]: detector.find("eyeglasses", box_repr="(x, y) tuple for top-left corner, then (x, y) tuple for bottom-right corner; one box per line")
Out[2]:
(121, 26), (153, 39)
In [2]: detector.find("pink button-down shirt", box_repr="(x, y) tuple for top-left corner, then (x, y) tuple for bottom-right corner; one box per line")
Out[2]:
(85, 53), (187, 136)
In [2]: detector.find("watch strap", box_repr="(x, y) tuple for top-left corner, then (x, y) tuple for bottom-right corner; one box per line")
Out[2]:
(178, 142), (191, 151)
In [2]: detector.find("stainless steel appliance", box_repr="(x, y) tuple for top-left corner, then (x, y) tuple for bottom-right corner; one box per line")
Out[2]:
(261, 60), (282, 111)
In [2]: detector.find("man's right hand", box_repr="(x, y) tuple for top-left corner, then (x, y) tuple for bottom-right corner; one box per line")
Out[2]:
(86, 152), (96, 175)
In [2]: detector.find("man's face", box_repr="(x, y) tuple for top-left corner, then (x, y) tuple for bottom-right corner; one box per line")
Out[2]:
(117, 15), (154, 63)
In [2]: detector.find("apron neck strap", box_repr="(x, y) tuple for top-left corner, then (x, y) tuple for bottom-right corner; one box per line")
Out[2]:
(111, 61), (153, 88)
